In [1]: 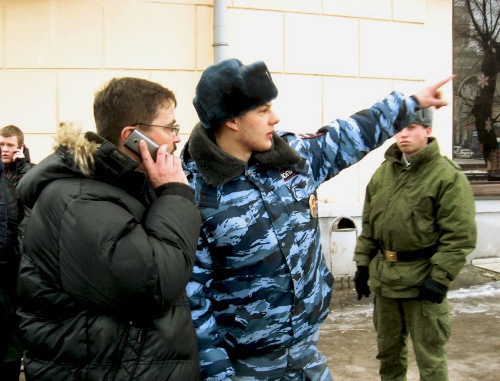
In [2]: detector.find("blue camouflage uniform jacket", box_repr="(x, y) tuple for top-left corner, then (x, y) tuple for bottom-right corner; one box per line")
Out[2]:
(182, 91), (420, 380)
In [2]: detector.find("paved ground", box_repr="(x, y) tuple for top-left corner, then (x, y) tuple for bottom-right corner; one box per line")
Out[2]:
(318, 265), (500, 380)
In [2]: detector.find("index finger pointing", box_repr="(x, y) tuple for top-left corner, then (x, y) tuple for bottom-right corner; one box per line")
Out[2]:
(432, 75), (455, 90)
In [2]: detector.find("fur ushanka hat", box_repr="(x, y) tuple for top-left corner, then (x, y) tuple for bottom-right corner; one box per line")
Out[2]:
(193, 58), (278, 129)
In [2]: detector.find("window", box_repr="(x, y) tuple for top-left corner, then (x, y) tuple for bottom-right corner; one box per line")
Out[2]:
(453, 0), (500, 195)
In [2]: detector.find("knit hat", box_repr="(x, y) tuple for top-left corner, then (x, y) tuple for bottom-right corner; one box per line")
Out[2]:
(193, 59), (278, 129)
(411, 108), (433, 127)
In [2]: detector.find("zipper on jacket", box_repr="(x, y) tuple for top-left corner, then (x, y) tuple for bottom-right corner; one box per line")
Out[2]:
(109, 323), (131, 381)
(129, 328), (148, 380)
(136, 329), (144, 343)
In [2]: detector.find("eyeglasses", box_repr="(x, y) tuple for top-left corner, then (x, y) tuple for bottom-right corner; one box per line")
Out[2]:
(133, 123), (180, 136)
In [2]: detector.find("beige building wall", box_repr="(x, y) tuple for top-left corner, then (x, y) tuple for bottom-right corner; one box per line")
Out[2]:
(0, 0), (453, 203)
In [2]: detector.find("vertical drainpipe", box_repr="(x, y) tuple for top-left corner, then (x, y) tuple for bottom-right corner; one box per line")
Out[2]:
(213, 0), (228, 63)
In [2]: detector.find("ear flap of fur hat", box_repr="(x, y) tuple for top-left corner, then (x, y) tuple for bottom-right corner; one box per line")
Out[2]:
(193, 58), (278, 129)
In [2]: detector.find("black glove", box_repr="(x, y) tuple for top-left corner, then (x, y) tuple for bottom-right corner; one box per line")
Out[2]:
(354, 266), (370, 300)
(419, 278), (448, 304)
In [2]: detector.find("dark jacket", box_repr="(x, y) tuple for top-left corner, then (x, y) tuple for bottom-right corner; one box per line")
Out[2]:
(354, 138), (477, 298)
(0, 170), (22, 364)
(4, 146), (35, 187)
(17, 124), (201, 380)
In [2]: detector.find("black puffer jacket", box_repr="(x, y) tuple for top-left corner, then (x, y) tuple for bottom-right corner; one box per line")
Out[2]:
(4, 145), (35, 187)
(0, 174), (23, 364)
(17, 124), (201, 380)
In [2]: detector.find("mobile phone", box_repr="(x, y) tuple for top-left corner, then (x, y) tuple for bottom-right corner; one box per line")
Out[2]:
(124, 129), (159, 160)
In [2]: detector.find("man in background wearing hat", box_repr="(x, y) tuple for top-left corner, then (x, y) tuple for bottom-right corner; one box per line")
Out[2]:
(182, 58), (453, 380)
(354, 109), (477, 381)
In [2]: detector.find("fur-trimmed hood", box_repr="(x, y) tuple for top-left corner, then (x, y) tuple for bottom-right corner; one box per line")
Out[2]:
(18, 123), (149, 209)
(52, 122), (101, 177)
(182, 122), (304, 186)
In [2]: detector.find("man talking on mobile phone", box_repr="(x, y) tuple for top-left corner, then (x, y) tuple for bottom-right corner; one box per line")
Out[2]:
(16, 77), (201, 380)
(0, 125), (35, 187)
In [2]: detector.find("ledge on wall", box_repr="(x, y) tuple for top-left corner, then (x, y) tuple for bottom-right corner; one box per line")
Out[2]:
(470, 181), (500, 197)
(472, 258), (500, 274)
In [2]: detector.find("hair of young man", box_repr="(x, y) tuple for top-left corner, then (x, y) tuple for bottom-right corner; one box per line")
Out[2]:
(93, 77), (177, 145)
(0, 125), (24, 145)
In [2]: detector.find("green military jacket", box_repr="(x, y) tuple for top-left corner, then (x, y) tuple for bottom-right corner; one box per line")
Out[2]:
(354, 138), (477, 298)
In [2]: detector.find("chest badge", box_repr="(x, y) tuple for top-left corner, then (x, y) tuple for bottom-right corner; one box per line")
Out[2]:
(309, 194), (318, 219)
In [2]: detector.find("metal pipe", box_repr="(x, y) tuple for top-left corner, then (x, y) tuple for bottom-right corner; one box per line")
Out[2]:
(213, 0), (228, 63)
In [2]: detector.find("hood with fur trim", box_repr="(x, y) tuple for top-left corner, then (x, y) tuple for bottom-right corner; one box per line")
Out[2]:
(182, 122), (304, 186)
(18, 123), (149, 209)
(51, 122), (101, 177)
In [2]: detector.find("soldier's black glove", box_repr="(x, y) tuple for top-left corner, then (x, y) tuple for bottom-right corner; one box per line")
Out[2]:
(354, 266), (370, 300)
(419, 278), (448, 304)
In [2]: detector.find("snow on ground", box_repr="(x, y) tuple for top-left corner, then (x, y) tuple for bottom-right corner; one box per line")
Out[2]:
(448, 280), (500, 300)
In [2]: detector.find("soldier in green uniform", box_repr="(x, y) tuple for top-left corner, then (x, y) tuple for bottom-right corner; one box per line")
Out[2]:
(354, 108), (477, 381)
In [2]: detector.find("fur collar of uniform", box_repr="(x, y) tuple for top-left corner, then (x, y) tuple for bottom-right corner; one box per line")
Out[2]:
(185, 122), (304, 186)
